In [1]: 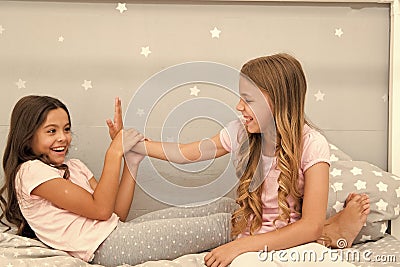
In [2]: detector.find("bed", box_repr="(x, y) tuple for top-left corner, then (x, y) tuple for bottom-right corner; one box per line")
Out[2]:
(1, 145), (400, 267)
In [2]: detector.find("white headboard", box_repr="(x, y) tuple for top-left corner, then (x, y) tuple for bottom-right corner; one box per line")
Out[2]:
(388, 0), (400, 239)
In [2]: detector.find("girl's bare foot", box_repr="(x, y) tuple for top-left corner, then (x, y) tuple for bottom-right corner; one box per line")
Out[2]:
(320, 193), (370, 248)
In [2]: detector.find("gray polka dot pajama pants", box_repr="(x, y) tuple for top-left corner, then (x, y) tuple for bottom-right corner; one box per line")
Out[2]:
(92, 197), (238, 266)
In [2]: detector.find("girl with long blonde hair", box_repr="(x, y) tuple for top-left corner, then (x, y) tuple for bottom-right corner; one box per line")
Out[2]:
(125, 53), (370, 266)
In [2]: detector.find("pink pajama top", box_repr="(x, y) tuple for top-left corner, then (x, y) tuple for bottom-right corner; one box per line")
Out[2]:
(15, 159), (119, 262)
(219, 120), (330, 236)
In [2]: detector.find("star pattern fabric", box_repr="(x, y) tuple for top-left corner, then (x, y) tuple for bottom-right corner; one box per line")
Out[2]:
(327, 158), (400, 245)
(330, 168), (342, 177)
(350, 167), (362, 176)
(330, 154), (339, 162)
(354, 179), (367, 190)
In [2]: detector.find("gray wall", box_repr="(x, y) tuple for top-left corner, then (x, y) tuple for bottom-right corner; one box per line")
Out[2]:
(0, 1), (389, 218)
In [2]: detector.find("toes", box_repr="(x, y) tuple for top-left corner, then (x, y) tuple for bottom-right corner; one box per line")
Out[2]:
(362, 205), (371, 215)
(343, 192), (360, 207)
(344, 193), (355, 207)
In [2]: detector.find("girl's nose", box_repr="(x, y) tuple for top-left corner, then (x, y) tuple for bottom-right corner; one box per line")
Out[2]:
(57, 133), (66, 142)
(236, 99), (244, 111)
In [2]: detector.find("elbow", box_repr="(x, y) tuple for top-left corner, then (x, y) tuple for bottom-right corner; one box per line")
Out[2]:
(177, 144), (200, 164)
(96, 208), (114, 221)
(175, 159), (193, 165)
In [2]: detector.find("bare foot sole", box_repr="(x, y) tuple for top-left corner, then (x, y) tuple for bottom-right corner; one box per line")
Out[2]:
(320, 193), (370, 248)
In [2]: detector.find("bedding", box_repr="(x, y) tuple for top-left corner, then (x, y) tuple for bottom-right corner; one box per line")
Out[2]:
(1, 232), (399, 266)
(1, 144), (399, 266)
(327, 160), (400, 244)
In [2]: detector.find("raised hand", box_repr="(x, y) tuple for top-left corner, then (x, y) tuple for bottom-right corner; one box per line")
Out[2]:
(106, 97), (123, 140)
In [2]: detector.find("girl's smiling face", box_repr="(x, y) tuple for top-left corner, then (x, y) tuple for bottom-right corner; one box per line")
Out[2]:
(31, 108), (71, 165)
(236, 76), (274, 134)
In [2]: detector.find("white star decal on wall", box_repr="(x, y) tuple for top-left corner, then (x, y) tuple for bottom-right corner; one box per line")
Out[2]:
(330, 154), (339, 162)
(314, 90), (325, 101)
(15, 78), (26, 89)
(0, 25), (5, 35)
(381, 94), (388, 102)
(210, 27), (221, 38)
(331, 182), (343, 192)
(335, 28), (344, 37)
(136, 108), (145, 117)
(394, 204), (400, 216)
(330, 168), (342, 177)
(354, 180), (366, 190)
(372, 171), (383, 177)
(350, 167), (362, 176)
(116, 3), (127, 13)
(375, 199), (388, 211)
(189, 86), (200, 96)
(58, 36), (64, 42)
(140, 46), (152, 57)
(376, 181), (388, 192)
(333, 201), (344, 212)
(81, 80), (92, 90)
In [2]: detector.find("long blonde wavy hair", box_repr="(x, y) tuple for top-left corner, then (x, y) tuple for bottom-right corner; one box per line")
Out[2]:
(231, 53), (309, 237)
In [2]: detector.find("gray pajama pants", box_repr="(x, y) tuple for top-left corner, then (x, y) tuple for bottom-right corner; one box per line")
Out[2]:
(92, 197), (238, 266)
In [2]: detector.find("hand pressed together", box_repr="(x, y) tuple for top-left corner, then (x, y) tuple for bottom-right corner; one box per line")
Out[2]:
(124, 130), (145, 165)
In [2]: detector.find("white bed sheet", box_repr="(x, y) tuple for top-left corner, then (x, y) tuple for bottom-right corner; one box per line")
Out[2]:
(3, 231), (398, 267)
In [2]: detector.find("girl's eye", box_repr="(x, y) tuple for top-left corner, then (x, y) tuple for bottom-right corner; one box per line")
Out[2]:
(65, 127), (71, 132)
(47, 129), (56, 134)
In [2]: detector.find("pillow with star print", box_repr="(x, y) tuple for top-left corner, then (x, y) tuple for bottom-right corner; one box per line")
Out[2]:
(328, 143), (353, 162)
(327, 160), (400, 244)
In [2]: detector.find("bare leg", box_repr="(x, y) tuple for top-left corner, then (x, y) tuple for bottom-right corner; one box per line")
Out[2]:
(320, 193), (370, 248)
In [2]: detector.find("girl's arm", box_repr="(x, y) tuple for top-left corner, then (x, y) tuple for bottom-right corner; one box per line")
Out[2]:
(31, 129), (143, 221)
(109, 97), (229, 163)
(204, 162), (330, 267)
(113, 150), (144, 221)
(131, 134), (229, 164)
